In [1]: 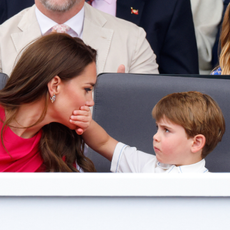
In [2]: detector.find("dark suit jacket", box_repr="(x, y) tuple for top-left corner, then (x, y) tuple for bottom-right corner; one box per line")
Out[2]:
(116, 0), (199, 74)
(0, 0), (33, 24)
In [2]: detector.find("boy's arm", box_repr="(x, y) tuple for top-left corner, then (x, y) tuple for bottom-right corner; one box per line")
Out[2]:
(83, 120), (118, 161)
(70, 106), (118, 161)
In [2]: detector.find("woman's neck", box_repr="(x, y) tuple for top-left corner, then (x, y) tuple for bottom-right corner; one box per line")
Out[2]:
(6, 100), (51, 139)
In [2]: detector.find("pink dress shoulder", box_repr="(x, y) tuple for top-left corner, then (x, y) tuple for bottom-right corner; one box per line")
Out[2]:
(0, 106), (43, 172)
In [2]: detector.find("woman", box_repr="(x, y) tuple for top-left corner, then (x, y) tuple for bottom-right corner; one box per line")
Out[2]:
(212, 3), (230, 75)
(0, 33), (97, 172)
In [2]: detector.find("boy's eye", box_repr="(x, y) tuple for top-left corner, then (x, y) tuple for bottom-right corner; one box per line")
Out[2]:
(165, 128), (170, 133)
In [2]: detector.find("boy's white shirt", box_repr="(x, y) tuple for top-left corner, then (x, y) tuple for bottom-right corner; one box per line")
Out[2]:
(111, 142), (209, 173)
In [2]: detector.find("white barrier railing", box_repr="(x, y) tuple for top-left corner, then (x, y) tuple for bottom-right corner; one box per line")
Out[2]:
(0, 173), (230, 230)
(0, 173), (230, 196)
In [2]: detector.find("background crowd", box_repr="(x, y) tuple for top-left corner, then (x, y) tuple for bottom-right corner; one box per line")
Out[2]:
(0, 0), (229, 75)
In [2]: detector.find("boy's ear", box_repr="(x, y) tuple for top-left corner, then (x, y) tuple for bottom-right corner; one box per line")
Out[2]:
(191, 134), (206, 153)
(47, 76), (62, 96)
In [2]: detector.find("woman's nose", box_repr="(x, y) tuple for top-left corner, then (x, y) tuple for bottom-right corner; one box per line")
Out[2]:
(86, 97), (94, 107)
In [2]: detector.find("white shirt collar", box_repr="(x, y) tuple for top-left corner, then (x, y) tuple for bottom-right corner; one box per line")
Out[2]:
(156, 159), (208, 173)
(35, 6), (84, 38)
(91, 0), (116, 16)
(91, 0), (115, 4)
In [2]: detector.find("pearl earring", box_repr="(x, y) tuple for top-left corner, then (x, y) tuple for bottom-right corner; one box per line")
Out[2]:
(50, 95), (56, 103)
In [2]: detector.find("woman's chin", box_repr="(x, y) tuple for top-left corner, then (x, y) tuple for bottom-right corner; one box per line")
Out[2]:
(65, 122), (77, 130)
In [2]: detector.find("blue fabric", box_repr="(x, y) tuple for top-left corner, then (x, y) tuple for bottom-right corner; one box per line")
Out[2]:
(211, 67), (222, 75)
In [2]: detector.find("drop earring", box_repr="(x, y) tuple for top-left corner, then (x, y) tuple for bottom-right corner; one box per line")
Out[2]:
(50, 94), (56, 103)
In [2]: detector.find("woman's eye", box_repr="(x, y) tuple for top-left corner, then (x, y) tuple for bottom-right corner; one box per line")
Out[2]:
(85, 88), (92, 93)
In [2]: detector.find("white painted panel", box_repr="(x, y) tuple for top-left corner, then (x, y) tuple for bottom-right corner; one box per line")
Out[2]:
(0, 173), (230, 230)
(0, 197), (230, 230)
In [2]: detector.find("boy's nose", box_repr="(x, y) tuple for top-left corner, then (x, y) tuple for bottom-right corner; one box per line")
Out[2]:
(153, 132), (160, 142)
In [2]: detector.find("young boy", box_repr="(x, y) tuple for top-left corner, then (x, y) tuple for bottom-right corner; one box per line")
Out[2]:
(73, 91), (225, 173)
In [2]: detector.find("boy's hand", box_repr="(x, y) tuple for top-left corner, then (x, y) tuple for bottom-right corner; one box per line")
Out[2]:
(70, 105), (92, 135)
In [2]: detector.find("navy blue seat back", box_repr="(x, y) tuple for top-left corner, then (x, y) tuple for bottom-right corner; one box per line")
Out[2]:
(0, 72), (8, 89)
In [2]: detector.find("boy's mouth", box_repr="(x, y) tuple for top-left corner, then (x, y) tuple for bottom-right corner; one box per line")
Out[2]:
(154, 146), (161, 152)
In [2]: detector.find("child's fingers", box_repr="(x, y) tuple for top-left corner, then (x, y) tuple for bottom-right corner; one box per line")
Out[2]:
(73, 106), (90, 115)
(75, 128), (84, 135)
(72, 111), (89, 117)
(70, 114), (89, 122)
(70, 106), (92, 134)
(70, 119), (90, 128)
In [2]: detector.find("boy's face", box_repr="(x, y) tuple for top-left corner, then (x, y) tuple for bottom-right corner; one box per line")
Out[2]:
(153, 117), (194, 166)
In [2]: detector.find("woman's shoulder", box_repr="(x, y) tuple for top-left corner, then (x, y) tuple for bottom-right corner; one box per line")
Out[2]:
(0, 105), (5, 120)
(211, 67), (222, 75)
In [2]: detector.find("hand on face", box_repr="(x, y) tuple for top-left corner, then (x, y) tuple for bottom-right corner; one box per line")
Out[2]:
(70, 102), (92, 135)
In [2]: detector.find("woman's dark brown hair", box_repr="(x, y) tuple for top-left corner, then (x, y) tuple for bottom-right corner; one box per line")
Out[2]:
(0, 33), (97, 172)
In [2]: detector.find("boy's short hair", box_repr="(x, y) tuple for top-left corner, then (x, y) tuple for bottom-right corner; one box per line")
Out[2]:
(152, 91), (225, 158)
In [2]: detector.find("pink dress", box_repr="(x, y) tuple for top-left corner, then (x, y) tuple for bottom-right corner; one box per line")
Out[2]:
(0, 106), (43, 172)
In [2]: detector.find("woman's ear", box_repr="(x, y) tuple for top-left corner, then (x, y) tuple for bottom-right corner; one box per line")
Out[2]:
(191, 134), (206, 153)
(47, 76), (62, 96)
